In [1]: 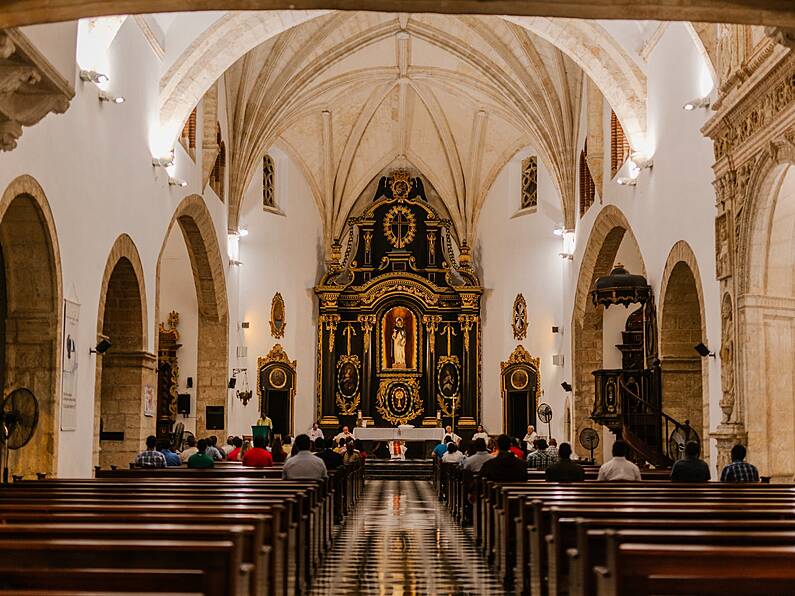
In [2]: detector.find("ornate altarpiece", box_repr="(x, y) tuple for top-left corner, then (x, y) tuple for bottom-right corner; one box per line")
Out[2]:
(315, 171), (482, 432)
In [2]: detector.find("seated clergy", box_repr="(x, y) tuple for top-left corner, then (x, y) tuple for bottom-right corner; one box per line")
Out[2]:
(389, 440), (407, 460)
(283, 434), (328, 480)
(135, 435), (166, 468)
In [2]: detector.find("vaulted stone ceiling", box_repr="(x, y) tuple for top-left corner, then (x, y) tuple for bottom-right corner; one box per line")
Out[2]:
(224, 12), (583, 248)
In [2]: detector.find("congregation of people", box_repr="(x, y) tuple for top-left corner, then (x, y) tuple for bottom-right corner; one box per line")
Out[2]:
(431, 423), (761, 483)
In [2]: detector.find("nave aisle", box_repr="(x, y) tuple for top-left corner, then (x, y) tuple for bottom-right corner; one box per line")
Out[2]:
(311, 479), (503, 595)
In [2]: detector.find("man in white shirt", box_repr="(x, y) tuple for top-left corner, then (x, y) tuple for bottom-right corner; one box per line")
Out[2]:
(441, 442), (465, 464)
(283, 434), (328, 480)
(333, 425), (354, 443)
(472, 425), (489, 443)
(444, 425), (462, 445)
(308, 422), (324, 446)
(523, 425), (539, 450)
(463, 438), (492, 473)
(597, 440), (641, 481)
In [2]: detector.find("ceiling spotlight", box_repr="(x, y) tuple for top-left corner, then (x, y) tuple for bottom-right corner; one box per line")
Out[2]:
(168, 177), (187, 187)
(229, 259), (243, 267)
(238, 227), (249, 237)
(152, 154), (175, 168)
(629, 154), (654, 170)
(79, 69), (109, 84)
(616, 177), (637, 186)
(683, 96), (711, 111)
(98, 91), (124, 104)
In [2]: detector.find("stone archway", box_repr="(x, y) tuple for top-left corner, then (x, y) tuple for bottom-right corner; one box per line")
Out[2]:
(658, 241), (707, 448)
(94, 234), (154, 469)
(571, 204), (644, 460)
(156, 195), (228, 439)
(0, 175), (62, 478)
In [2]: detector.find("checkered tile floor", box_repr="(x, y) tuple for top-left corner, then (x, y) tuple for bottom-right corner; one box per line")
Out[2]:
(310, 479), (504, 595)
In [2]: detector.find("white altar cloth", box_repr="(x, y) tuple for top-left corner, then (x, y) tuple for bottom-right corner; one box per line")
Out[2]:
(353, 427), (444, 442)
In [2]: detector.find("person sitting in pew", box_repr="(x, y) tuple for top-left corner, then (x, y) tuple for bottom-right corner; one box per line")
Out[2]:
(283, 434), (328, 480)
(179, 435), (198, 463)
(544, 442), (585, 482)
(442, 442), (465, 464)
(187, 439), (215, 468)
(315, 438), (343, 470)
(206, 436), (225, 461)
(479, 434), (527, 482)
(283, 435), (294, 457)
(597, 440), (641, 481)
(546, 438), (559, 459)
(227, 436), (244, 461)
(157, 439), (181, 467)
(510, 437), (525, 459)
(222, 435), (236, 456)
(527, 438), (558, 469)
(472, 424), (489, 443)
(271, 435), (287, 463)
(134, 435), (167, 468)
(242, 434), (274, 468)
(720, 443), (759, 483)
(433, 436), (453, 459)
(343, 441), (361, 465)
(671, 440), (710, 482)
(463, 438), (492, 473)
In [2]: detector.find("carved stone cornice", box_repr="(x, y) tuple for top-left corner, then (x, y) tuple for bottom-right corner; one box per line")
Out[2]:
(0, 28), (74, 151)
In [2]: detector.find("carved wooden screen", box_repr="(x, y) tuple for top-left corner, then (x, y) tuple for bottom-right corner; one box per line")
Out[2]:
(579, 141), (595, 218)
(610, 111), (630, 178)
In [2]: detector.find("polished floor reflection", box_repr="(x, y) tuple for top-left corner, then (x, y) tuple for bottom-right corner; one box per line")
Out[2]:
(310, 479), (504, 595)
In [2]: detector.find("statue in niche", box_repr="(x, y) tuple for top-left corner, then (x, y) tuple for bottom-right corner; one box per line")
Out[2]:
(719, 295), (734, 423)
(381, 306), (416, 370)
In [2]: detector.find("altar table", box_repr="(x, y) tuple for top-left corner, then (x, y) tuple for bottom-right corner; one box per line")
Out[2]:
(353, 427), (445, 442)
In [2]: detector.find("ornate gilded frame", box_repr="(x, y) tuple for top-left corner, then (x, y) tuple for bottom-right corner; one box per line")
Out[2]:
(270, 292), (286, 339)
(376, 376), (423, 425)
(500, 345), (542, 432)
(512, 293), (528, 340)
(436, 355), (461, 416)
(379, 305), (421, 373)
(335, 354), (361, 415)
(256, 343), (297, 433)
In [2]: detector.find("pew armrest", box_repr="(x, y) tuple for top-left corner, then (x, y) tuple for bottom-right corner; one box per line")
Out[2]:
(593, 565), (612, 596)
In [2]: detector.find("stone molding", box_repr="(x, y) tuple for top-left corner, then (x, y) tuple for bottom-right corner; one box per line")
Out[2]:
(0, 28), (73, 151)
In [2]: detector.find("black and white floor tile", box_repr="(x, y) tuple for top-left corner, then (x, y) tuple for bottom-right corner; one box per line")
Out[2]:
(310, 479), (505, 595)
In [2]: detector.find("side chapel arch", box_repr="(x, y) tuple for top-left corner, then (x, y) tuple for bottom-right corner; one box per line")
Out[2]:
(658, 240), (708, 447)
(94, 234), (152, 469)
(155, 195), (229, 439)
(571, 204), (645, 459)
(0, 175), (62, 478)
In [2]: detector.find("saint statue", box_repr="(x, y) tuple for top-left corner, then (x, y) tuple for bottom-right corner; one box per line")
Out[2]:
(392, 316), (407, 368)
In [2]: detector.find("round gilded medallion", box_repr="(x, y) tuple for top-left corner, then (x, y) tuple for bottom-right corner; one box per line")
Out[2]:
(383, 205), (416, 249)
(511, 368), (529, 390)
(269, 367), (287, 389)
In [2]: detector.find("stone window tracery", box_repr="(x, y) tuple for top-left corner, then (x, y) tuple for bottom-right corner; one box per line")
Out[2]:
(579, 141), (595, 218)
(521, 156), (538, 210)
(263, 154), (275, 209)
(610, 110), (630, 178)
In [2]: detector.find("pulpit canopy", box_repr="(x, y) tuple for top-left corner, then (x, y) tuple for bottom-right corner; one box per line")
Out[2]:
(591, 264), (651, 307)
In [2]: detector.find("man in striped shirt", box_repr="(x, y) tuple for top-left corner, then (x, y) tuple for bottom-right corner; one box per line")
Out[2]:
(720, 444), (759, 483)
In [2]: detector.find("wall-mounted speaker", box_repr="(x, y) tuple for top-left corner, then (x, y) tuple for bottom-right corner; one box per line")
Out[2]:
(186, 377), (193, 389)
(177, 393), (191, 416)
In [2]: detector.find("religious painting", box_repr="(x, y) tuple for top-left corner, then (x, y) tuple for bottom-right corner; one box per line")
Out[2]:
(512, 294), (528, 340)
(336, 355), (361, 415)
(376, 377), (422, 425)
(511, 368), (529, 390)
(436, 356), (461, 416)
(270, 292), (286, 339)
(269, 367), (287, 389)
(381, 306), (417, 371)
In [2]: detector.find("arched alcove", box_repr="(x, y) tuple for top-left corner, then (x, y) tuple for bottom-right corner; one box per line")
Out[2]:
(0, 175), (62, 478)
(659, 242), (707, 447)
(156, 195), (228, 440)
(94, 235), (153, 469)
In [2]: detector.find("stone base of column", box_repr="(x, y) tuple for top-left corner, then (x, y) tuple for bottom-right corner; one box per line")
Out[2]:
(710, 422), (747, 474)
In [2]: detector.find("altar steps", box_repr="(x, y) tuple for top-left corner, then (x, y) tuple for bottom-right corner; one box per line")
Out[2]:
(364, 459), (434, 480)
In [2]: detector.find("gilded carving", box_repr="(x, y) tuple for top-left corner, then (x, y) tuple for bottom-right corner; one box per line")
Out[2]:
(358, 314), (376, 353)
(322, 314), (341, 353)
(270, 292), (286, 339)
(376, 376), (423, 425)
(512, 294), (528, 340)
(422, 314), (442, 355)
(336, 354), (361, 415)
(383, 205), (416, 249)
(458, 314), (478, 353)
(436, 355), (461, 416)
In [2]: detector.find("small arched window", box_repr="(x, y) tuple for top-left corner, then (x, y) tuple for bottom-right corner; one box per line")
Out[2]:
(579, 141), (595, 218)
(263, 154), (275, 209)
(520, 156), (537, 210)
(610, 110), (630, 178)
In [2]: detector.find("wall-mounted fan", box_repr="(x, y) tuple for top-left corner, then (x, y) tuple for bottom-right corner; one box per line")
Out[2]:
(1, 388), (39, 483)
(579, 427), (600, 463)
(537, 402), (553, 440)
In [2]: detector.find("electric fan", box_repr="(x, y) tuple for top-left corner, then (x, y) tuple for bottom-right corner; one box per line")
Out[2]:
(1, 388), (39, 483)
(171, 421), (185, 452)
(537, 402), (553, 440)
(578, 427), (600, 463)
(668, 420), (700, 461)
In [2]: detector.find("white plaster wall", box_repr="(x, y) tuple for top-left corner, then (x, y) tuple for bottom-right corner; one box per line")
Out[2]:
(158, 229), (199, 434)
(476, 150), (567, 441)
(231, 148), (324, 438)
(569, 22), (721, 468)
(0, 19), (232, 477)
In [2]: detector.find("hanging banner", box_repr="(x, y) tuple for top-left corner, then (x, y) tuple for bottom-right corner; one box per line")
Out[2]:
(60, 299), (80, 431)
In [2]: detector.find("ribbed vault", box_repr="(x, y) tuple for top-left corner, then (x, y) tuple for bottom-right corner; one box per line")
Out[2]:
(225, 12), (583, 247)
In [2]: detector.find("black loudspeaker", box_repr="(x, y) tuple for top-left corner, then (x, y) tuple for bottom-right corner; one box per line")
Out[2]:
(206, 406), (224, 430)
(177, 393), (191, 416)
(228, 377), (236, 389)
(186, 377), (193, 389)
